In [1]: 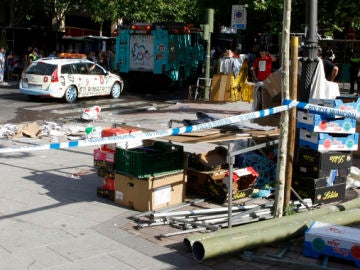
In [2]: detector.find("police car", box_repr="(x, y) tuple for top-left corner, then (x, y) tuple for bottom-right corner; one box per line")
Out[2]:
(19, 54), (124, 103)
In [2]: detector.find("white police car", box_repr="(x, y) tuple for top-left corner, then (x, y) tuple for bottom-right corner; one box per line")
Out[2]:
(19, 54), (124, 103)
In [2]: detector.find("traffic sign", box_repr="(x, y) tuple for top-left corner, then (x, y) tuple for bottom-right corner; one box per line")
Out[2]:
(231, 5), (247, 30)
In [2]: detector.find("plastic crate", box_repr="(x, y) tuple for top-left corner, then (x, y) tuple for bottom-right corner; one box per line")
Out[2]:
(101, 127), (140, 152)
(115, 141), (184, 178)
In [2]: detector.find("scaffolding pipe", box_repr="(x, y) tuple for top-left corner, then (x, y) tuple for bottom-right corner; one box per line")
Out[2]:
(151, 205), (258, 219)
(192, 208), (360, 262)
(183, 197), (360, 251)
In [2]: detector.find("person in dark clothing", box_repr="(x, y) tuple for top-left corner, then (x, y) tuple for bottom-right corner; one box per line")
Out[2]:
(349, 50), (360, 94)
(319, 48), (339, 81)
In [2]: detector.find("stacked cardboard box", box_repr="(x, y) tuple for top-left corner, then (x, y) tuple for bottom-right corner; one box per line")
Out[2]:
(113, 141), (186, 211)
(293, 98), (358, 204)
(186, 148), (258, 203)
(94, 127), (140, 200)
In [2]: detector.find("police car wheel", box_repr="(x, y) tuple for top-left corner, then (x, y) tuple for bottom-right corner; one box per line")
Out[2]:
(64, 85), (78, 103)
(110, 82), (121, 99)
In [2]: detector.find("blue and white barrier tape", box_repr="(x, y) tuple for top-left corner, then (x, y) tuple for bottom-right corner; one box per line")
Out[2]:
(0, 104), (289, 153)
(0, 99), (358, 153)
(283, 99), (360, 119)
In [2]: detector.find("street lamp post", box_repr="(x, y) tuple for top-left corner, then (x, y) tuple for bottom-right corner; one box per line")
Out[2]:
(298, 0), (319, 102)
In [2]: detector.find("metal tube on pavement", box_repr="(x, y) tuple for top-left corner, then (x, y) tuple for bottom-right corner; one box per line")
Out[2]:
(151, 204), (258, 219)
(183, 197), (360, 251)
(192, 208), (360, 262)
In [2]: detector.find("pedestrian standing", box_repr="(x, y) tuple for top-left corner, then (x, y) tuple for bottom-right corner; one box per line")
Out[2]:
(247, 44), (259, 82)
(252, 48), (273, 111)
(252, 47), (273, 82)
(6, 50), (14, 80)
(319, 48), (339, 82)
(349, 50), (360, 94)
(28, 48), (39, 65)
(0, 47), (6, 83)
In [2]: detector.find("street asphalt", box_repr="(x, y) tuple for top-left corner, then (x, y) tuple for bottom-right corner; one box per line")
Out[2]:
(0, 81), (360, 269)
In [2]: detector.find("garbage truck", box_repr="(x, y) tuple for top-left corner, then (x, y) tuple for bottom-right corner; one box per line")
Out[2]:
(113, 22), (205, 88)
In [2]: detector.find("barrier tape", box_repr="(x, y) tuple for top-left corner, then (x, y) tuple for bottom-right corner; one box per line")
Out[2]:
(0, 105), (289, 153)
(0, 99), (358, 154)
(283, 99), (360, 119)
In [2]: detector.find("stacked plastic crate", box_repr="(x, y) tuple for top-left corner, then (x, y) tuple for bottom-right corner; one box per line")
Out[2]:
(94, 127), (140, 200)
(292, 98), (359, 204)
(113, 141), (186, 211)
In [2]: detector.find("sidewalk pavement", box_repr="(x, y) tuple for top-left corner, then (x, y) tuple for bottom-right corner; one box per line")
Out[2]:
(0, 82), (360, 269)
(0, 99), (256, 270)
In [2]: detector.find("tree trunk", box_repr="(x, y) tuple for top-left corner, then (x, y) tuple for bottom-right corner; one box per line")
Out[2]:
(274, 0), (292, 218)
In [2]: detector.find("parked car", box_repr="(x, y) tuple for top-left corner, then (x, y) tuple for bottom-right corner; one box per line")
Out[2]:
(19, 56), (124, 103)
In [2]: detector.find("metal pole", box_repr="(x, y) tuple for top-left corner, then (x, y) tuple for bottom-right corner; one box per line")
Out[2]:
(227, 144), (234, 228)
(204, 9), (214, 101)
(192, 208), (360, 262)
(151, 204), (257, 219)
(183, 197), (360, 251)
(298, 0), (319, 102)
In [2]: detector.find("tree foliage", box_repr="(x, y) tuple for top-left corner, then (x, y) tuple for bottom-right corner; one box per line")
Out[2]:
(2, 0), (360, 37)
(114, 0), (199, 24)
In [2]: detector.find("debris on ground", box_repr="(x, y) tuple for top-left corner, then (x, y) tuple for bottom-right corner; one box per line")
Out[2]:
(0, 120), (102, 141)
(81, 105), (101, 121)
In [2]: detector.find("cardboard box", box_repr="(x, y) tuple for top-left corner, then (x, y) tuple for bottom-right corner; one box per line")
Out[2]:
(309, 97), (360, 110)
(224, 167), (258, 191)
(103, 177), (115, 191)
(94, 159), (115, 171)
(96, 167), (115, 178)
(186, 168), (227, 196)
(97, 187), (115, 201)
(299, 129), (359, 151)
(296, 165), (350, 180)
(114, 172), (185, 211)
(295, 147), (352, 178)
(292, 176), (346, 204)
(308, 98), (360, 119)
(293, 174), (346, 188)
(297, 111), (356, 134)
(188, 147), (228, 171)
(231, 188), (253, 200)
(262, 69), (281, 98)
(186, 168), (254, 203)
(304, 221), (360, 267)
(210, 74), (232, 102)
(262, 86), (281, 109)
(93, 148), (115, 163)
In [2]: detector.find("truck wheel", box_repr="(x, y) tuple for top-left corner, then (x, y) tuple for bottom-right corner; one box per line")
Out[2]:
(110, 82), (122, 99)
(64, 85), (78, 103)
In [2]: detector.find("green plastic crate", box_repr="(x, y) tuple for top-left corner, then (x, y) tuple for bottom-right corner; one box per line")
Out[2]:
(115, 141), (184, 178)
